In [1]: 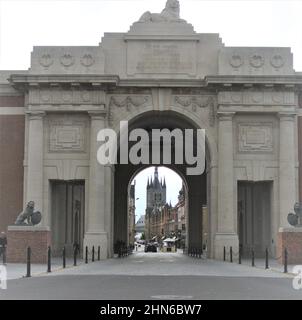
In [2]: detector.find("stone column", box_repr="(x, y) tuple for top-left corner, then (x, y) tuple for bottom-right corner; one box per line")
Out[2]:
(279, 113), (296, 227)
(83, 110), (108, 259)
(214, 112), (238, 259)
(277, 112), (299, 262)
(26, 111), (45, 217)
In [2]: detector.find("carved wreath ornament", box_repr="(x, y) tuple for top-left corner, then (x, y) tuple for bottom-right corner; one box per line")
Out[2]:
(174, 96), (216, 126)
(109, 96), (150, 111)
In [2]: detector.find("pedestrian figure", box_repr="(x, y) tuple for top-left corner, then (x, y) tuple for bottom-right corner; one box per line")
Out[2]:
(0, 232), (7, 258)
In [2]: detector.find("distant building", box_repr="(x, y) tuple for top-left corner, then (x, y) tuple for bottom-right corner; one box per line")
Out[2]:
(145, 167), (186, 246)
(128, 183), (136, 246)
(135, 215), (145, 233)
(145, 167), (166, 240)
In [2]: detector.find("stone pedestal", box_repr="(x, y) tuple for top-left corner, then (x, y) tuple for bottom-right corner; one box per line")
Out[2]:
(83, 232), (108, 260)
(277, 227), (302, 264)
(6, 226), (51, 263)
(214, 233), (239, 260)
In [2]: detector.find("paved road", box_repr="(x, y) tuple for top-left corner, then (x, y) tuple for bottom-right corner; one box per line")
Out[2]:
(0, 252), (301, 300)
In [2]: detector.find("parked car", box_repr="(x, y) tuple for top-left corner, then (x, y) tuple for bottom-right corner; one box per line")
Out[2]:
(144, 243), (157, 253)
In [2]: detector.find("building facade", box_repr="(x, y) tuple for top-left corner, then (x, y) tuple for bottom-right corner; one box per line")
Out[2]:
(135, 215), (145, 234)
(145, 181), (187, 247)
(1, 0), (302, 259)
(145, 167), (167, 240)
(128, 184), (136, 246)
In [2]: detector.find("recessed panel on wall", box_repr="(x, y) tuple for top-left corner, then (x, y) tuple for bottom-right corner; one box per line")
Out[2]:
(49, 120), (87, 153)
(126, 40), (197, 76)
(238, 123), (273, 153)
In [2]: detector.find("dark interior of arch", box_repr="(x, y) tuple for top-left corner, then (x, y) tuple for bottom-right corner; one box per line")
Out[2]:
(113, 111), (207, 253)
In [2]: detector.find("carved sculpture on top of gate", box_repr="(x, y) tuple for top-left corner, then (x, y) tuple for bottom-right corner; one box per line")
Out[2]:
(138, 0), (186, 23)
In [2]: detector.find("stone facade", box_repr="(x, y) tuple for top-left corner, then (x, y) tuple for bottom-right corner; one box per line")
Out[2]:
(0, 1), (302, 261)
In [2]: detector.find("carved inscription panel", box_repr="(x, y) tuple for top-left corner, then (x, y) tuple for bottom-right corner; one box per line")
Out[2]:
(238, 123), (273, 153)
(127, 41), (197, 75)
(49, 120), (87, 153)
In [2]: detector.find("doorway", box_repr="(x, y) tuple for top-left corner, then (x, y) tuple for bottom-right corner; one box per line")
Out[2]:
(51, 180), (85, 256)
(238, 181), (272, 257)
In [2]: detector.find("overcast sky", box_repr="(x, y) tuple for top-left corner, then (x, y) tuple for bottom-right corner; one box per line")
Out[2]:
(0, 0), (302, 70)
(1, 0), (301, 220)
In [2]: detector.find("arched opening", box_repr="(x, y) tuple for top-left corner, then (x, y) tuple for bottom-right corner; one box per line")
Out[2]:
(128, 166), (187, 252)
(113, 111), (210, 255)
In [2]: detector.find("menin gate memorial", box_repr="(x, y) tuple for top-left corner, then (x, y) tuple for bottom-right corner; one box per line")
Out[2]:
(1, 0), (302, 262)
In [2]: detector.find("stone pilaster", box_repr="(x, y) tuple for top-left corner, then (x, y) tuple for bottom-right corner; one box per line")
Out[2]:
(83, 110), (108, 259)
(214, 112), (239, 259)
(25, 111), (45, 219)
(279, 112), (297, 227)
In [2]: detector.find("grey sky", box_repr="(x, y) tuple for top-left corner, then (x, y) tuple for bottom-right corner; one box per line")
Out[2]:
(0, 1), (302, 70)
(0, 0), (301, 219)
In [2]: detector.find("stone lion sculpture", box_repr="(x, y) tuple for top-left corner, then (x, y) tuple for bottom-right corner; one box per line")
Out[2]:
(14, 201), (42, 226)
(139, 0), (185, 23)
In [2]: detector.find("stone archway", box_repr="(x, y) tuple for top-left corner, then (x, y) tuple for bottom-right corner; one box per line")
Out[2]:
(113, 110), (211, 255)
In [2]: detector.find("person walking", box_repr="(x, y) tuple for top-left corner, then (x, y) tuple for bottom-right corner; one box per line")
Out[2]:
(0, 232), (7, 262)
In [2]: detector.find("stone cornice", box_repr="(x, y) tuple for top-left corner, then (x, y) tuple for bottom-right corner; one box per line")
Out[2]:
(8, 73), (302, 91)
(205, 75), (302, 87)
(9, 74), (119, 90)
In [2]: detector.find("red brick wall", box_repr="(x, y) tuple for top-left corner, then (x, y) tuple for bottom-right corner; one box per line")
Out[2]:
(6, 229), (51, 263)
(0, 96), (25, 233)
(0, 96), (24, 108)
(277, 231), (302, 264)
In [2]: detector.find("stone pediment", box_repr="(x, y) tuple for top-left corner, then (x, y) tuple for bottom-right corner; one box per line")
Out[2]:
(127, 21), (196, 38)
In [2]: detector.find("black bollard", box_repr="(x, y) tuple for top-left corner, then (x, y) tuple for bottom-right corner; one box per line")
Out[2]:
(92, 246), (95, 262)
(73, 247), (77, 266)
(252, 249), (255, 267)
(284, 248), (288, 273)
(230, 246), (233, 263)
(223, 246), (226, 261)
(26, 247), (31, 278)
(85, 246), (88, 264)
(62, 246), (66, 269)
(265, 248), (269, 269)
(98, 246), (100, 261)
(47, 246), (51, 273)
(238, 247), (241, 265)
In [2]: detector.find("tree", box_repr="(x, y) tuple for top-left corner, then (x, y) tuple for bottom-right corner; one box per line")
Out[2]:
(141, 232), (146, 240)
